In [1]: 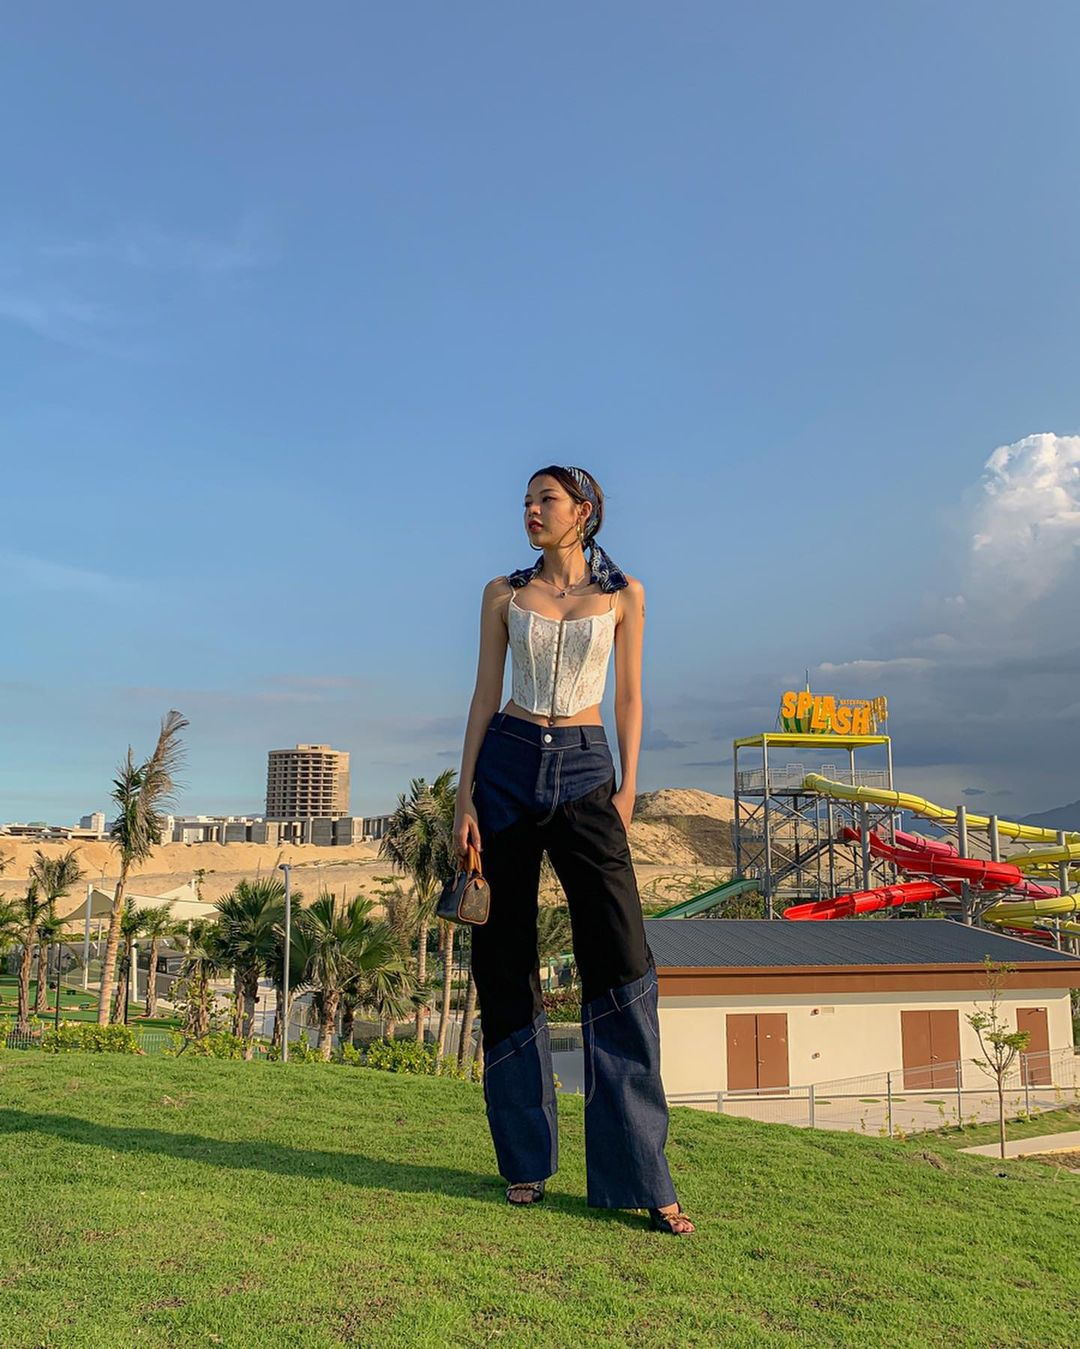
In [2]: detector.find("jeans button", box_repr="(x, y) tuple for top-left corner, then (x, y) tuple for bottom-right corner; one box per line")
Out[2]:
(543, 733), (552, 743)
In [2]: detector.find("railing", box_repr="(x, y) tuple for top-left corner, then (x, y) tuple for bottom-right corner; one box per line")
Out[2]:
(736, 767), (891, 794)
(667, 1047), (1080, 1136)
(2, 1022), (177, 1055)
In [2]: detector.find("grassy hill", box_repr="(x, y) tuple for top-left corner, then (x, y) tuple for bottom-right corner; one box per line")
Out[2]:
(1, 1051), (1077, 1348)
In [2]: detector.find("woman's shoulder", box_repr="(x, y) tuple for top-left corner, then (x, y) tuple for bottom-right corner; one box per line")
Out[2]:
(618, 572), (644, 598)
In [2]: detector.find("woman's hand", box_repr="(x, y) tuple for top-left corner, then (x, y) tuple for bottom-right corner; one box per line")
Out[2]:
(454, 803), (482, 863)
(612, 786), (635, 833)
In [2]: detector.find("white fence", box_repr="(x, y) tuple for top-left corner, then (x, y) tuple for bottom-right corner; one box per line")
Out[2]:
(667, 1047), (1080, 1136)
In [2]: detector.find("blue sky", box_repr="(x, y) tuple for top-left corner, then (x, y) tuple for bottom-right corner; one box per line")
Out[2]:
(4, 3), (1080, 822)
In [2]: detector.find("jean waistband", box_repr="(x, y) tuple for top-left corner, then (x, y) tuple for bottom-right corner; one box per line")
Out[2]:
(489, 711), (608, 750)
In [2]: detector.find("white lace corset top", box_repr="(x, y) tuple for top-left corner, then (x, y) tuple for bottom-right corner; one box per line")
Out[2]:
(507, 588), (618, 718)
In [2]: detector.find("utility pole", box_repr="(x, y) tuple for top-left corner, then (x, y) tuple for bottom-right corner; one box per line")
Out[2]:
(277, 863), (292, 1064)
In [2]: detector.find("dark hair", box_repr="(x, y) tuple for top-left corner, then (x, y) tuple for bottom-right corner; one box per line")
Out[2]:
(527, 465), (605, 541)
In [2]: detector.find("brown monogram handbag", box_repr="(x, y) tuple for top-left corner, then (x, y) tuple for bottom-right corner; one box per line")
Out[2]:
(436, 841), (491, 925)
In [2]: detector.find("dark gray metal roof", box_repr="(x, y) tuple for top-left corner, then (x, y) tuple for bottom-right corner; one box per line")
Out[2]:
(644, 918), (1080, 969)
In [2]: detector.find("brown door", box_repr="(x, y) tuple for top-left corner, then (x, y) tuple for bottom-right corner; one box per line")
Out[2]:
(726, 1014), (758, 1091)
(1018, 1008), (1051, 1085)
(756, 1013), (789, 1092)
(726, 1013), (789, 1092)
(902, 1010), (960, 1090)
(901, 1011), (932, 1090)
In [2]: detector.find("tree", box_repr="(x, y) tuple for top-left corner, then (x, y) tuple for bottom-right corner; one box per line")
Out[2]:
(291, 893), (401, 1061)
(0, 897), (21, 958)
(27, 849), (85, 1014)
(342, 960), (418, 1045)
(36, 911), (67, 1014)
(379, 773), (458, 1042)
(173, 918), (230, 1040)
(13, 882), (49, 1032)
(140, 905), (177, 1018)
(111, 901), (158, 1024)
(967, 957), (1031, 1160)
(214, 879), (285, 1058)
(263, 889), (306, 1054)
(99, 710), (187, 1026)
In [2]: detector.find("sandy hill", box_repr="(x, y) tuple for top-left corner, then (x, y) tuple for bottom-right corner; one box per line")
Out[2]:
(628, 788), (736, 866)
(0, 788), (736, 914)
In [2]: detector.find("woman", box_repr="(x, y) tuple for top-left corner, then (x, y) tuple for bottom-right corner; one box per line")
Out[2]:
(454, 465), (694, 1235)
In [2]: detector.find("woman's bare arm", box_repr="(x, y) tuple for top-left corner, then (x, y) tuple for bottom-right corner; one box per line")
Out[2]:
(455, 577), (510, 852)
(612, 575), (646, 804)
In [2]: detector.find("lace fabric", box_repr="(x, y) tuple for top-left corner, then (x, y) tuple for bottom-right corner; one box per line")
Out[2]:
(508, 603), (616, 717)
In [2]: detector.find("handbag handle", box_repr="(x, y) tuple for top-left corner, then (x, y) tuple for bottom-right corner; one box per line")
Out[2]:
(461, 840), (482, 877)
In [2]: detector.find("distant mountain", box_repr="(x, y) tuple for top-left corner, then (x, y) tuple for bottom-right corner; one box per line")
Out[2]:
(1018, 800), (1080, 834)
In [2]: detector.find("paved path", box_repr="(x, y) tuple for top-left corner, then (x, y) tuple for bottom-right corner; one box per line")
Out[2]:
(961, 1129), (1080, 1158)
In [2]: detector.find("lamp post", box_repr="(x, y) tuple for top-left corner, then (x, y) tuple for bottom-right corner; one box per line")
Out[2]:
(53, 941), (63, 1033)
(277, 863), (292, 1063)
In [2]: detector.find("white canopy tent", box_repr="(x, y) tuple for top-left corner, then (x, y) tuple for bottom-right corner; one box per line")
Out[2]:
(65, 879), (214, 926)
(65, 879), (220, 994)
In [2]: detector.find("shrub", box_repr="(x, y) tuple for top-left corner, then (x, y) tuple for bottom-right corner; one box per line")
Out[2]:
(542, 988), (581, 1023)
(165, 1029), (253, 1059)
(356, 1037), (480, 1081)
(41, 1022), (143, 1055)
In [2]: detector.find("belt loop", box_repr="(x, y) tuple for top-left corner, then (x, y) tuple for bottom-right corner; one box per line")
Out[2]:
(496, 711), (507, 733)
(579, 726), (590, 749)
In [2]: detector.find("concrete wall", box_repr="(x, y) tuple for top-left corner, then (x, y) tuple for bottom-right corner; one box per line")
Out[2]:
(657, 987), (1075, 1094)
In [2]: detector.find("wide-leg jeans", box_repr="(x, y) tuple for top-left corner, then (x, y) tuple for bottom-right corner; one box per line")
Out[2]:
(469, 711), (677, 1210)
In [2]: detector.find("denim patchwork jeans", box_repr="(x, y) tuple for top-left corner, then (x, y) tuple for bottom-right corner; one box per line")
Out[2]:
(470, 711), (678, 1210)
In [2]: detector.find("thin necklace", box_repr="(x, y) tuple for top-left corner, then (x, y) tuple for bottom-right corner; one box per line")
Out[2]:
(538, 565), (590, 598)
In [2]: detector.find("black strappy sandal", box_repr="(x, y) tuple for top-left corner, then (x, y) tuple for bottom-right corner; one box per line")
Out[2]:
(647, 1202), (695, 1234)
(505, 1181), (546, 1205)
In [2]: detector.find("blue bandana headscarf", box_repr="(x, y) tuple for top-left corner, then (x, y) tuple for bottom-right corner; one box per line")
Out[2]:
(507, 466), (628, 592)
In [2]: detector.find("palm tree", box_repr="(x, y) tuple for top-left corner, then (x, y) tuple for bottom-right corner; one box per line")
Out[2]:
(14, 882), (49, 1032)
(175, 918), (230, 1039)
(111, 901), (157, 1023)
(27, 849), (85, 1014)
(291, 893), (402, 1061)
(139, 905), (176, 1018)
(214, 878), (285, 1058)
(342, 958), (418, 1045)
(100, 710), (188, 1026)
(0, 896), (20, 957)
(379, 772), (458, 1042)
(36, 911), (68, 1014)
(368, 875), (435, 1040)
(263, 889), (306, 1054)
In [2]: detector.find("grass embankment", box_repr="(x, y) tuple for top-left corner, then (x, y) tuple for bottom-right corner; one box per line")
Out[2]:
(1, 1052), (1077, 1349)
(918, 1103), (1080, 1152)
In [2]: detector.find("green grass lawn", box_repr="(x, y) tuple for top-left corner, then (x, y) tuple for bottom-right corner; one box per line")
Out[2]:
(916, 1103), (1080, 1152)
(1, 1052), (1077, 1349)
(0, 974), (180, 1029)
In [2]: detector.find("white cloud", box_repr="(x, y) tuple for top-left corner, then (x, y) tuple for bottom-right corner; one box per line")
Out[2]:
(0, 551), (139, 599)
(0, 287), (114, 351)
(817, 657), (933, 675)
(40, 216), (277, 275)
(968, 432), (1080, 604)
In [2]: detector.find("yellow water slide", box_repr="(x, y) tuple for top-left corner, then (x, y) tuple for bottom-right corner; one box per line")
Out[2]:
(802, 772), (1080, 933)
(801, 773), (1080, 845)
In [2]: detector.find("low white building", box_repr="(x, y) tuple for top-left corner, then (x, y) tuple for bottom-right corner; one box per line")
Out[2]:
(647, 919), (1080, 1096)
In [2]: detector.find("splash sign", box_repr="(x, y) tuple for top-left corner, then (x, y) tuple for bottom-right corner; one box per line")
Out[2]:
(779, 690), (888, 735)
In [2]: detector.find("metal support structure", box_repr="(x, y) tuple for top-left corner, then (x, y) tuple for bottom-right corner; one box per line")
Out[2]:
(732, 732), (895, 913)
(988, 815), (1000, 863)
(956, 806), (972, 925)
(82, 881), (92, 990)
(859, 804), (872, 891)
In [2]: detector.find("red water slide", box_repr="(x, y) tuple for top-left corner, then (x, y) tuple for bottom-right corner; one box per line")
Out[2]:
(783, 879), (953, 921)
